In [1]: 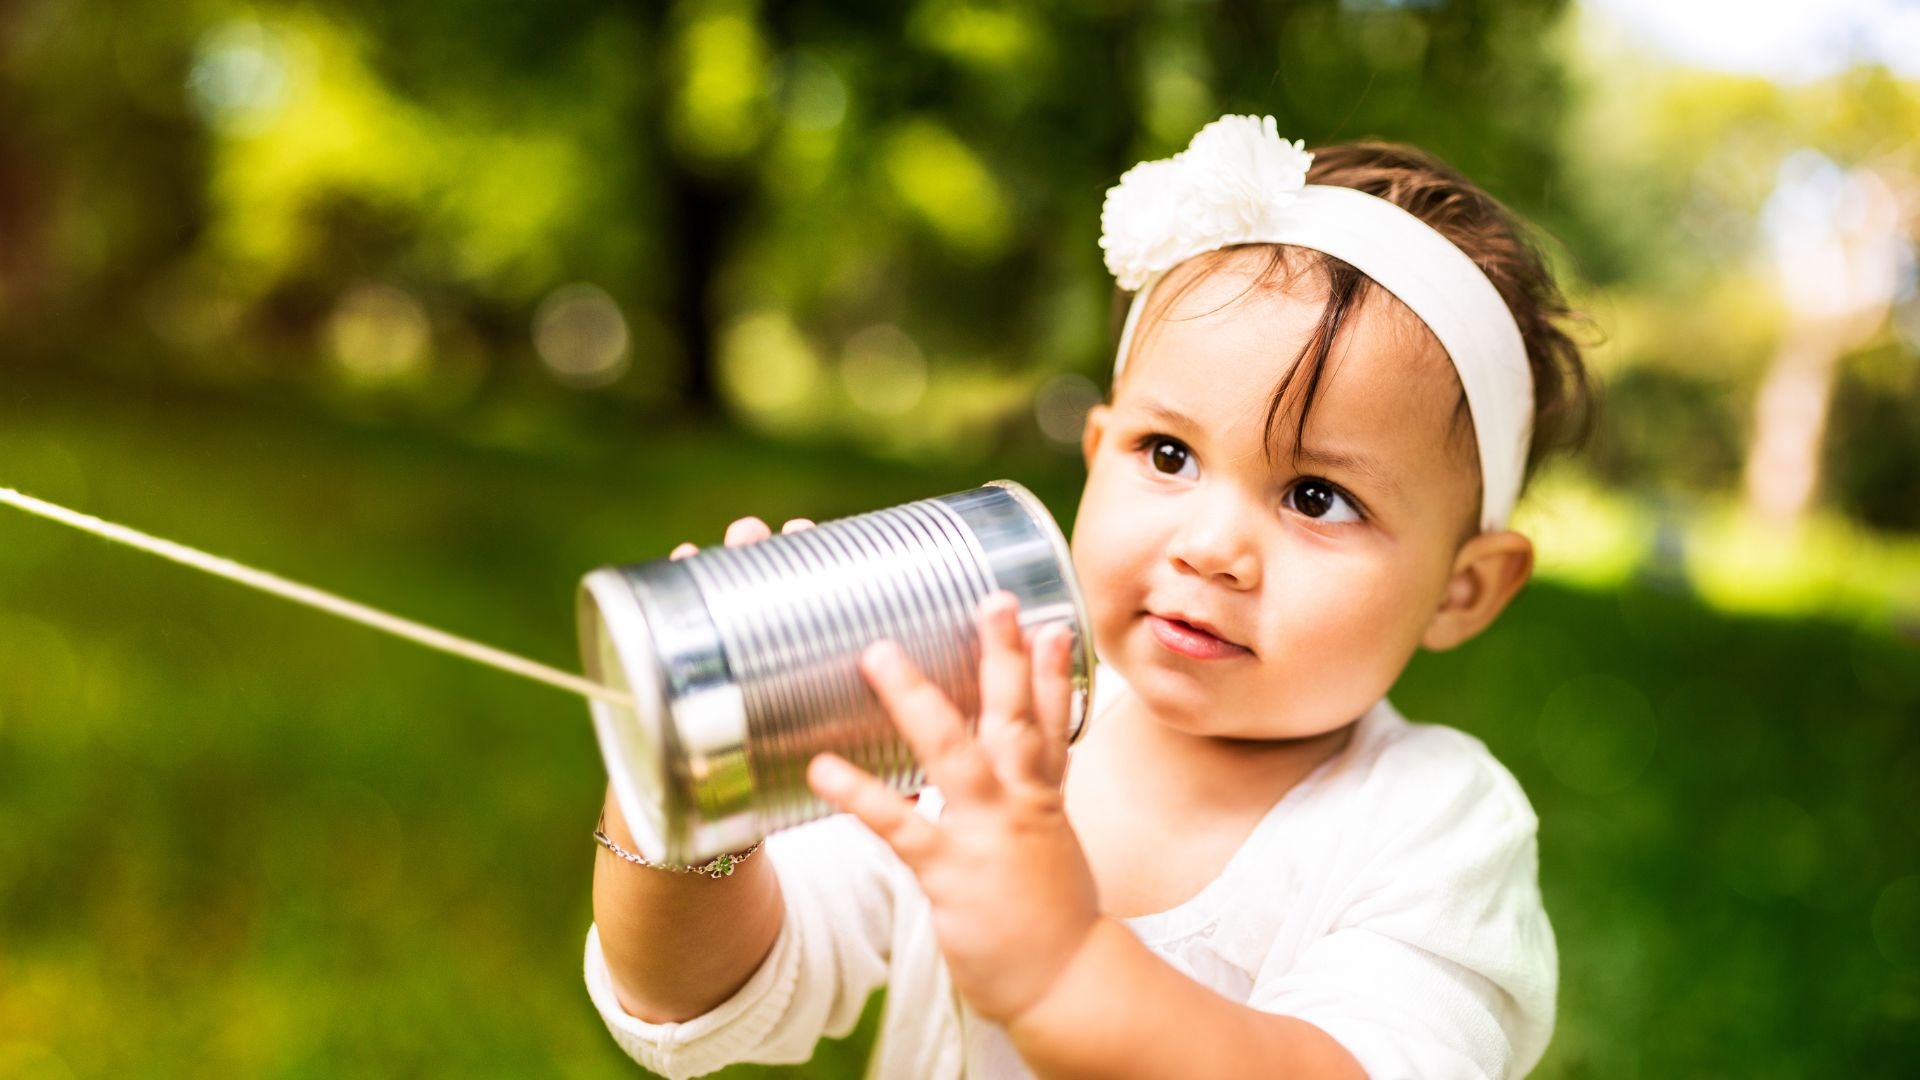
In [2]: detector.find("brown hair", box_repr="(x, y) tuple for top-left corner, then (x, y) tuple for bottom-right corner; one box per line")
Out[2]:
(1116, 139), (1600, 539)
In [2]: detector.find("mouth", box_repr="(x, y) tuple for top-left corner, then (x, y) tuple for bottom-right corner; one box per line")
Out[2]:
(1145, 612), (1252, 660)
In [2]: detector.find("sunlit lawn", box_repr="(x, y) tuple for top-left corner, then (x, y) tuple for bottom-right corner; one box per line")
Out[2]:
(2, 368), (1916, 1076)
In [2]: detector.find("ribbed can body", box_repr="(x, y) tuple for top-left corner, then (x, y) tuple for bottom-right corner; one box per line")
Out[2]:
(578, 481), (1094, 864)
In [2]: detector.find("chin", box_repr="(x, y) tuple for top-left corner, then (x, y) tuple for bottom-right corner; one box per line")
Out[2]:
(1120, 656), (1240, 729)
(1117, 651), (1349, 744)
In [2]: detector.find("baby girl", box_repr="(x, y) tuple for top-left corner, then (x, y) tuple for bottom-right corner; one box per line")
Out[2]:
(585, 114), (1595, 1078)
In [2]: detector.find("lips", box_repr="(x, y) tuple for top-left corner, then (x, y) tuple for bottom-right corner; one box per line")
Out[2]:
(1146, 612), (1251, 660)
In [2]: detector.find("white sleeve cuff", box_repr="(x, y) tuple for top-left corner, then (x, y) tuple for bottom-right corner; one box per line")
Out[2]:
(584, 915), (807, 1080)
(581, 812), (904, 1078)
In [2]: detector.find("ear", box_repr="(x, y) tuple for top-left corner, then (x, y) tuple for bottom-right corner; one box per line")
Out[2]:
(1081, 402), (1111, 471)
(1420, 529), (1534, 652)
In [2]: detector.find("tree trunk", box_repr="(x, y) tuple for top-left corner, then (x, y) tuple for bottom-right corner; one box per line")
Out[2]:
(0, 0), (42, 336)
(1741, 325), (1845, 528)
(661, 167), (747, 416)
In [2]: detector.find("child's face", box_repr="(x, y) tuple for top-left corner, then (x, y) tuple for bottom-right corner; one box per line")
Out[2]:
(1071, 258), (1488, 741)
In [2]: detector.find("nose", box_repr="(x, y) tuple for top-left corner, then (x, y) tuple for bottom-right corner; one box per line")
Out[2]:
(1165, 486), (1260, 589)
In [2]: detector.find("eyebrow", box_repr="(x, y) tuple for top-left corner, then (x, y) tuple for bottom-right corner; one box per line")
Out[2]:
(1138, 401), (1201, 431)
(1134, 401), (1403, 497)
(1295, 446), (1402, 498)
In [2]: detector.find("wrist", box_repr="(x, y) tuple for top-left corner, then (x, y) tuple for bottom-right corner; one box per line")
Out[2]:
(594, 810), (764, 878)
(1004, 915), (1130, 1046)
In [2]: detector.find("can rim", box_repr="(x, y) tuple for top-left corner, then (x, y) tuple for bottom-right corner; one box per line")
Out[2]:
(577, 566), (686, 863)
(983, 478), (1099, 744)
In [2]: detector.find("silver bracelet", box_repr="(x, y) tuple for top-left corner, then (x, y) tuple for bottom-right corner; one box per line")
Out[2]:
(593, 811), (763, 878)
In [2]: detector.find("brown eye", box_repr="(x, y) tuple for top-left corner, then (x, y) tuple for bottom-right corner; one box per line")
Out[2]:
(1286, 479), (1362, 524)
(1294, 480), (1333, 517)
(1150, 439), (1191, 476)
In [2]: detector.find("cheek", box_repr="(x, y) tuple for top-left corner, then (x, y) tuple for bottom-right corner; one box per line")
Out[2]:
(1069, 526), (1135, 613)
(1074, 471), (1163, 562)
(1068, 486), (1154, 636)
(1267, 553), (1435, 660)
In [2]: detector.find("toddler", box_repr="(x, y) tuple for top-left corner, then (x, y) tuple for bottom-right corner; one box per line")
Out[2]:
(584, 114), (1595, 1078)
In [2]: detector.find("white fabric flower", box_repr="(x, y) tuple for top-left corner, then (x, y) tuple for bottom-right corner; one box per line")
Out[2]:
(1098, 114), (1315, 291)
(1180, 115), (1313, 243)
(1098, 158), (1197, 291)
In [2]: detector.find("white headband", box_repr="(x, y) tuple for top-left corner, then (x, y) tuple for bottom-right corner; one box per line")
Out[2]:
(1101, 116), (1534, 532)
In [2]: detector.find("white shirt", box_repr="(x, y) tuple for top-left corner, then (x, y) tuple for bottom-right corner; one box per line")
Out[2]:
(584, 667), (1558, 1078)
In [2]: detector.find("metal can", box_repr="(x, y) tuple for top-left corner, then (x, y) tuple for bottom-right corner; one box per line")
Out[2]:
(577, 480), (1095, 864)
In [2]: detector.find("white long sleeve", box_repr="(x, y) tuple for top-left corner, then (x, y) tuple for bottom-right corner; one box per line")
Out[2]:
(584, 675), (1558, 1078)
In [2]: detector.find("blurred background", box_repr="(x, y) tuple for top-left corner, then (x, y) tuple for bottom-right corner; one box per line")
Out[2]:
(1, 0), (1916, 1075)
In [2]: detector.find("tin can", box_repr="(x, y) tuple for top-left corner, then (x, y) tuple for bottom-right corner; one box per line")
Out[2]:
(576, 480), (1095, 865)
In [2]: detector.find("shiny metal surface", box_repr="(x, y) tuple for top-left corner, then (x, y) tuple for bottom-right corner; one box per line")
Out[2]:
(578, 480), (1094, 864)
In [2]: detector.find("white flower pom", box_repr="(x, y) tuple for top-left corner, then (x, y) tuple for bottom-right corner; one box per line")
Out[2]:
(1097, 114), (1314, 292)
(1178, 115), (1313, 245)
(1099, 158), (1195, 291)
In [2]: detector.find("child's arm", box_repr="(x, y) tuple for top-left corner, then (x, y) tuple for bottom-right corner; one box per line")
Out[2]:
(584, 516), (900, 1079)
(1005, 916), (1366, 1079)
(585, 790), (907, 1079)
(800, 594), (1373, 1078)
(593, 517), (801, 1021)
(591, 783), (785, 1022)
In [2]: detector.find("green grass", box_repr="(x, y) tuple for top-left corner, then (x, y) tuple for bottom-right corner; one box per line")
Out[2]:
(2, 368), (1916, 1076)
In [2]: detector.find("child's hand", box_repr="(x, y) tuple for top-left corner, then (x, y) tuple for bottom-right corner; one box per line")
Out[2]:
(668, 514), (815, 561)
(806, 591), (1100, 1028)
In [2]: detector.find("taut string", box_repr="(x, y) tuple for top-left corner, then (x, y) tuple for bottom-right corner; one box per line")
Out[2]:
(0, 487), (636, 711)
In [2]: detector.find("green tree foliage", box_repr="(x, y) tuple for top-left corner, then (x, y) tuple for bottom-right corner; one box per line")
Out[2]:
(1, 0), (1582, 451)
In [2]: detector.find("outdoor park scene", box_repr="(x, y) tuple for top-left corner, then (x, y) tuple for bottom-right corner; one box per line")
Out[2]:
(1, 0), (1917, 1076)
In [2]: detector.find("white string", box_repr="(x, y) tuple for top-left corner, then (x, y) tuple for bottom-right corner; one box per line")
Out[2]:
(0, 487), (637, 711)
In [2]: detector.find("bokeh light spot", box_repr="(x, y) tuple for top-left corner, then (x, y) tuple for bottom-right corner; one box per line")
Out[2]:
(1034, 373), (1101, 446)
(671, 2), (772, 161)
(533, 283), (631, 389)
(327, 283), (431, 388)
(187, 19), (292, 135)
(1143, 37), (1214, 148)
(882, 120), (1009, 258)
(720, 310), (823, 423)
(907, 0), (1042, 71)
(840, 324), (927, 416)
(776, 50), (847, 132)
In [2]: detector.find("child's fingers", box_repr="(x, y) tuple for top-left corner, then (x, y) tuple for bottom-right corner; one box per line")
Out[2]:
(975, 588), (1036, 772)
(1029, 624), (1076, 782)
(860, 640), (999, 804)
(676, 513), (795, 560)
(724, 516), (772, 546)
(975, 588), (1036, 730)
(808, 753), (942, 867)
(994, 621), (1070, 786)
